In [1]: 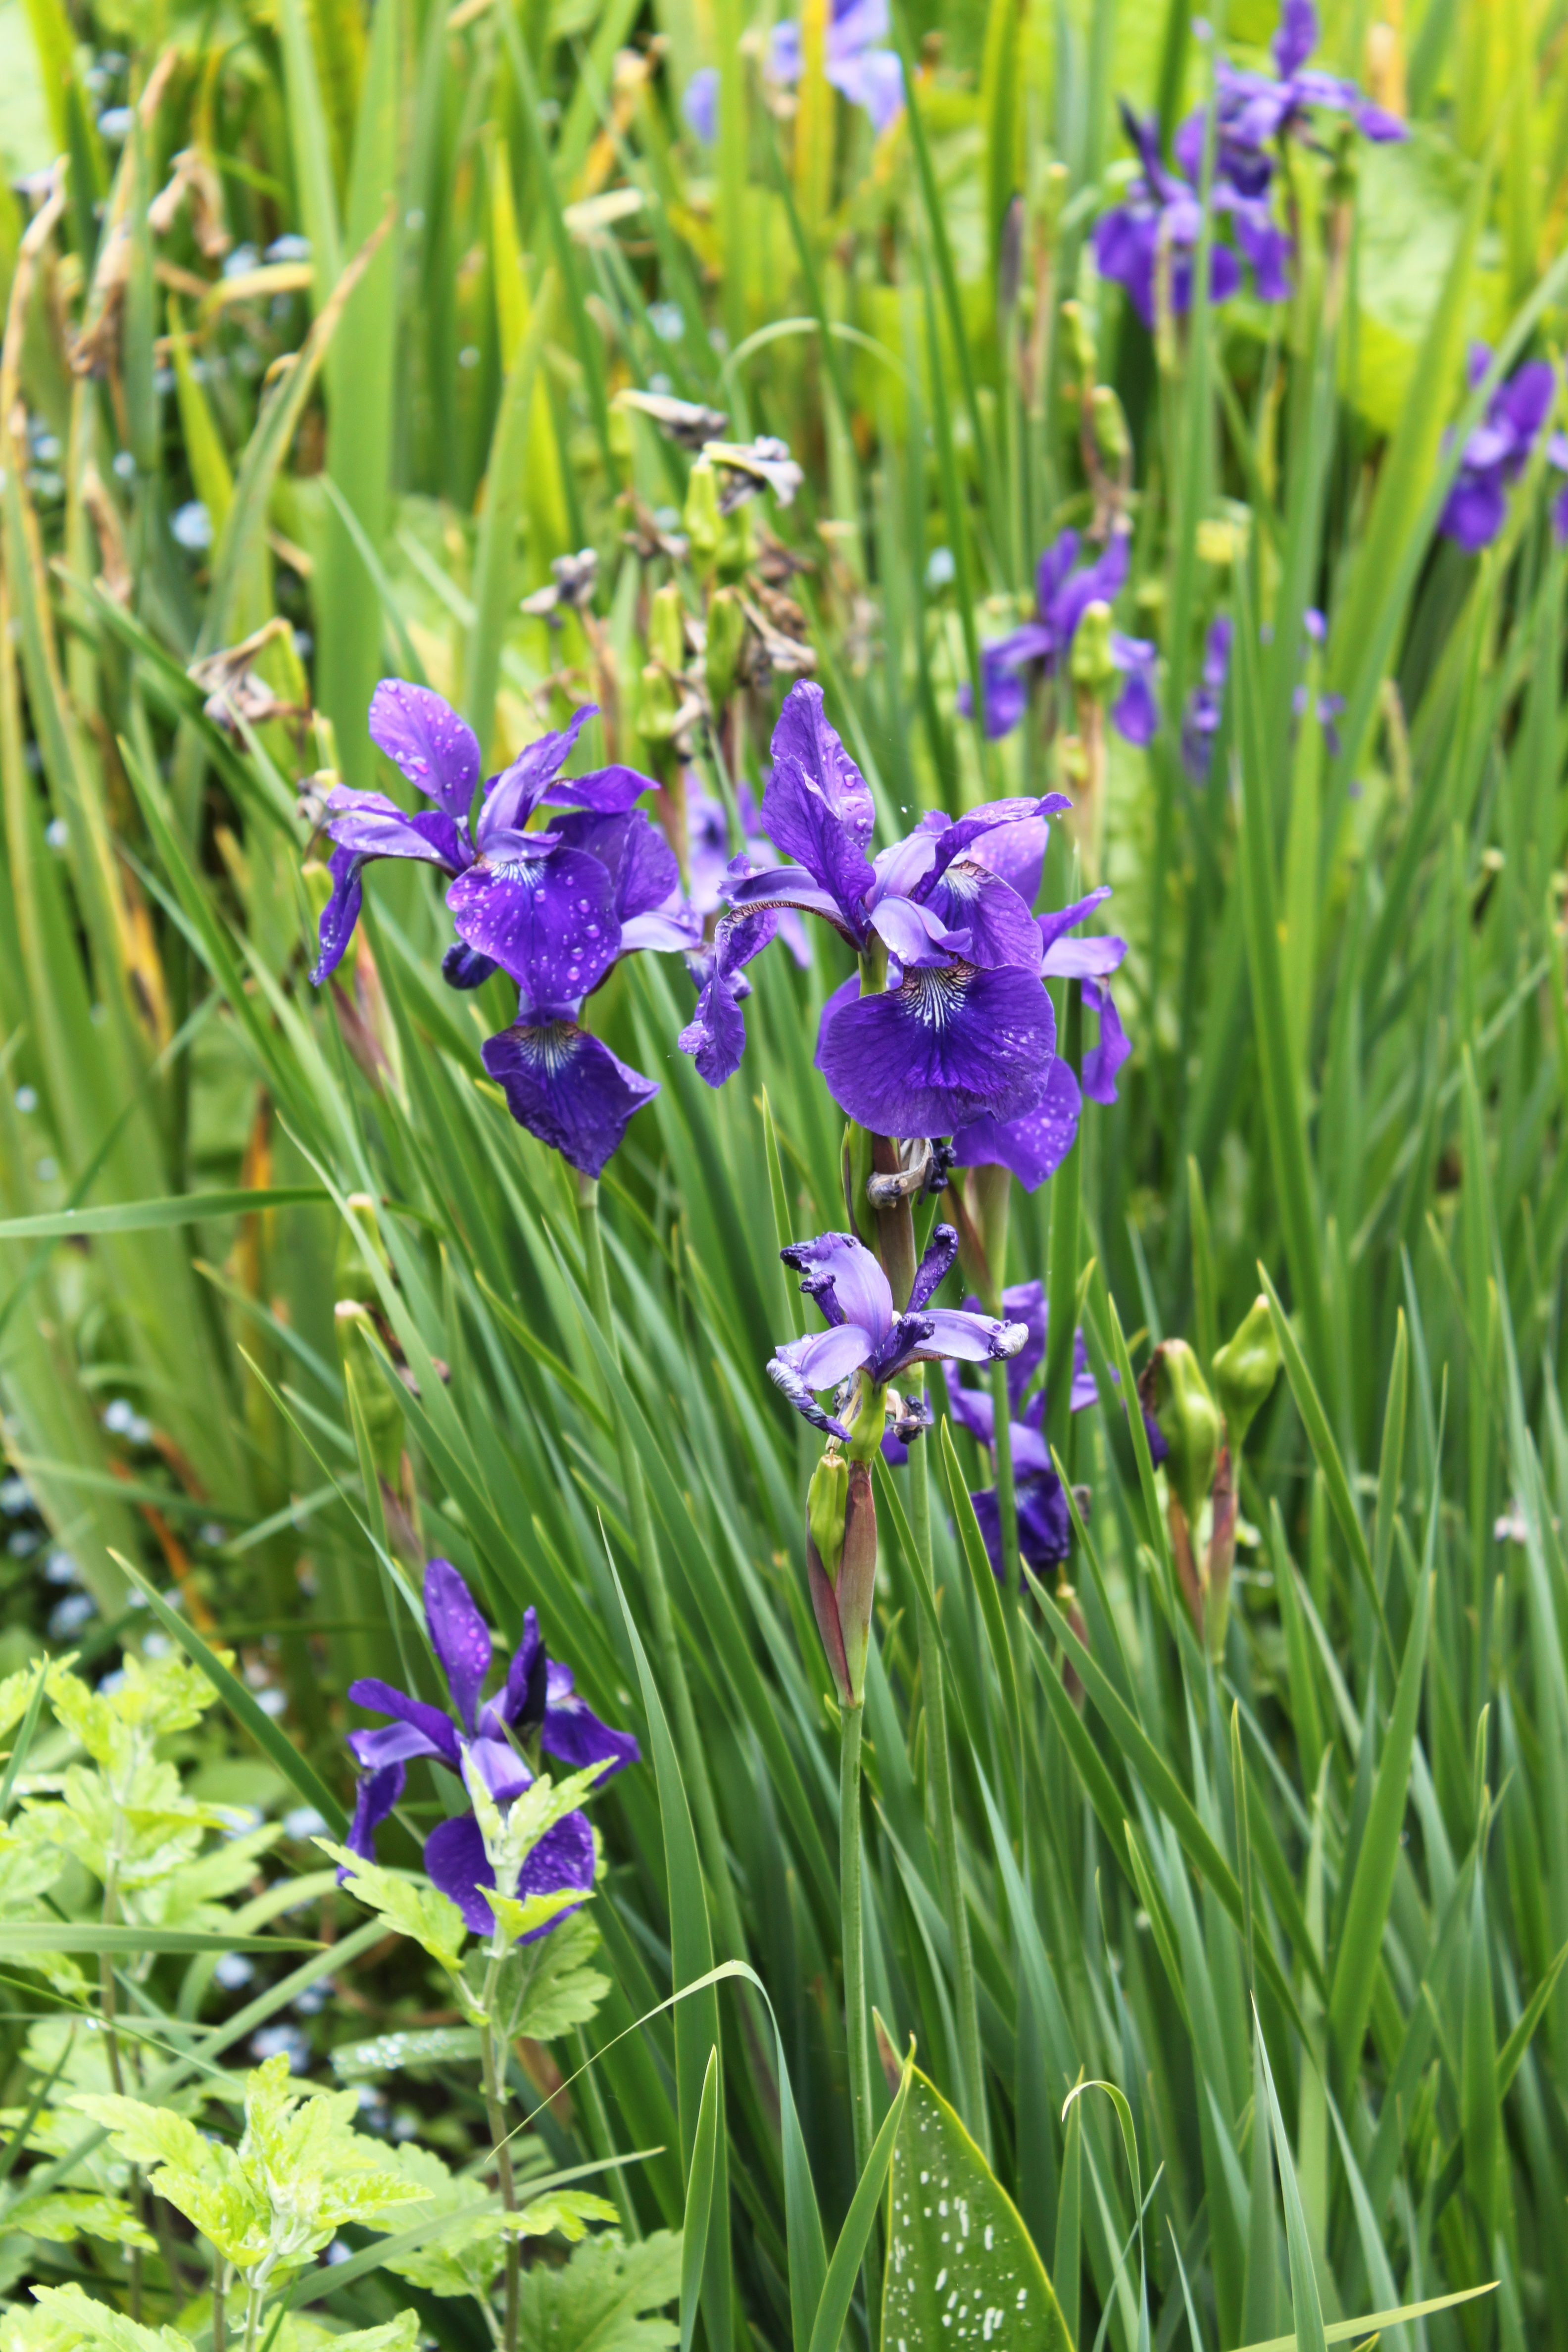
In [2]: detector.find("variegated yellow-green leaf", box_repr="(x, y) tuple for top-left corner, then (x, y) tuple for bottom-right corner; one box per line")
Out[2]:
(882, 2068), (1071, 2352)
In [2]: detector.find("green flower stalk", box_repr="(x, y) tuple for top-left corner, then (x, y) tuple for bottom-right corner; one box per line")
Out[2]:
(1142, 1338), (1225, 1655)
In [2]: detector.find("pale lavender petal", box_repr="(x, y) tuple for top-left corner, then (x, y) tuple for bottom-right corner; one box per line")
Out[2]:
(1041, 934), (1128, 980)
(828, 45), (903, 129)
(684, 67), (718, 142)
(868, 894), (971, 967)
(781, 1230), (894, 1342)
(465, 1735), (532, 1806)
(916, 1307), (1028, 1365)
(322, 789), (470, 874)
(772, 1322), (876, 1392)
(947, 1381), (995, 1447)
(546, 764), (656, 817)
(423, 1559), (491, 1733)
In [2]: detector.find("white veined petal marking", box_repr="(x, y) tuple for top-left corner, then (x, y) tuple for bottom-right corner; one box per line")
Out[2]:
(897, 961), (974, 1027)
(514, 1022), (580, 1074)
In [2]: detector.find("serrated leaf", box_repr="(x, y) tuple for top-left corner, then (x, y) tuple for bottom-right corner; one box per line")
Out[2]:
(513, 2227), (683, 2352)
(484, 1883), (593, 1946)
(317, 1840), (468, 1972)
(881, 2066), (1072, 2352)
(9, 2190), (156, 2250)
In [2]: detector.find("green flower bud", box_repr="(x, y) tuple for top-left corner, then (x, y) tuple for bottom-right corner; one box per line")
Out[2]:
(1070, 599), (1115, 692)
(1090, 383), (1130, 473)
(649, 582), (687, 673)
(1145, 1339), (1221, 1528)
(684, 458), (721, 573)
(1211, 1295), (1281, 1452)
(334, 1192), (389, 1306)
(705, 586), (747, 710)
(807, 1451), (849, 1584)
(805, 1454), (877, 1706)
(1061, 297), (1096, 384)
(335, 1300), (403, 1483)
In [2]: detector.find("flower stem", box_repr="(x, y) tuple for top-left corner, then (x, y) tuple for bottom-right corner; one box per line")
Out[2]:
(577, 1175), (746, 1971)
(839, 1696), (880, 2328)
(988, 1357), (1023, 1601)
(906, 1415), (989, 2155)
(212, 2265), (227, 2352)
(479, 1949), (520, 2352)
(100, 1861), (144, 2320)
(241, 2282), (264, 2352)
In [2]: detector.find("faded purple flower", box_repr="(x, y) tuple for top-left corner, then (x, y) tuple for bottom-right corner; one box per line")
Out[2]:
(686, 0), (903, 141)
(769, 1227), (1027, 1441)
(1182, 615), (1232, 782)
(1438, 346), (1559, 554)
(1110, 633), (1160, 746)
(344, 1560), (637, 1940)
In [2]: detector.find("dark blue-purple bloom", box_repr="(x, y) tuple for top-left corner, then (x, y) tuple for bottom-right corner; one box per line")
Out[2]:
(945, 1282), (1097, 1580)
(1438, 346), (1559, 554)
(951, 889), (1130, 1189)
(769, 1227), (1027, 1441)
(344, 1560), (638, 1940)
(1182, 615), (1232, 782)
(1099, 3), (1403, 330)
(706, 684), (1066, 1116)
(685, 0), (902, 143)
(958, 527), (1132, 739)
(1094, 105), (1245, 332)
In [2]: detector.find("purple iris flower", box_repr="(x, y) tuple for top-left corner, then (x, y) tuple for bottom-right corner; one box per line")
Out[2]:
(1438, 346), (1559, 554)
(685, 0), (903, 141)
(958, 527), (1132, 739)
(945, 1282), (1097, 1581)
(1111, 633), (1160, 745)
(1181, 615), (1232, 783)
(312, 684), (647, 988)
(344, 1560), (638, 1941)
(951, 888), (1130, 1189)
(1176, 0), (1407, 197)
(769, 1226), (1027, 1441)
(1093, 105), (1245, 333)
(707, 684), (1066, 1118)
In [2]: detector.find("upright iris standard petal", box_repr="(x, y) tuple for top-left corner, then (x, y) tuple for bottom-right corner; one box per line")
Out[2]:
(1110, 635), (1160, 746)
(483, 1020), (659, 1177)
(368, 680), (481, 818)
(684, 65), (719, 141)
(479, 706), (599, 835)
(816, 960), (1056, 1136)
(908, 1223), (959, 1312)
(424, 1558), (492, 1733)
(1082, 980), (1131, 1103)
(781, 1230), (896, 1342)
(447, 846), (622, 1009)
(760, 681), (878, 930)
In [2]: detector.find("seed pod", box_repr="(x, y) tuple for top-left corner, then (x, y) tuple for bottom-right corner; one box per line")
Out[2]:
(805, 1455), (877, 1707)
(1143, 1338), (1221, 1529)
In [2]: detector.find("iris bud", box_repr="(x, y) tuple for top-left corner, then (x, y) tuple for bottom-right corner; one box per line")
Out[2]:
(1145, 1339), (1221, 1528)
(1212, 1295), (1281, 1452)
(649, 582), (686, 673)
(685, 458), (721, 571)
(706, 585), (746, 710)
(1090, 384), (1130, 473)
(805, 1453), (877, 1708)
(1070, 599), (1116, 692)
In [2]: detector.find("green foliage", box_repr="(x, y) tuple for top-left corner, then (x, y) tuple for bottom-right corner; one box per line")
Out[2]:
(513, 2229), (684, 2352)
(882, 2068), (1073, 2352)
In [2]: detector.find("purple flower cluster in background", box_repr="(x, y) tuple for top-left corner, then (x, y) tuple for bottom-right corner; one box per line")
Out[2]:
(312, 683), (692, 1176)
(343, 1560), (638, 1941)
(1096, 0), (1403, 329)
(958, 525), (1133, 741)
(685, 0), (903, 146)
(1438, 346), (1561, 554)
